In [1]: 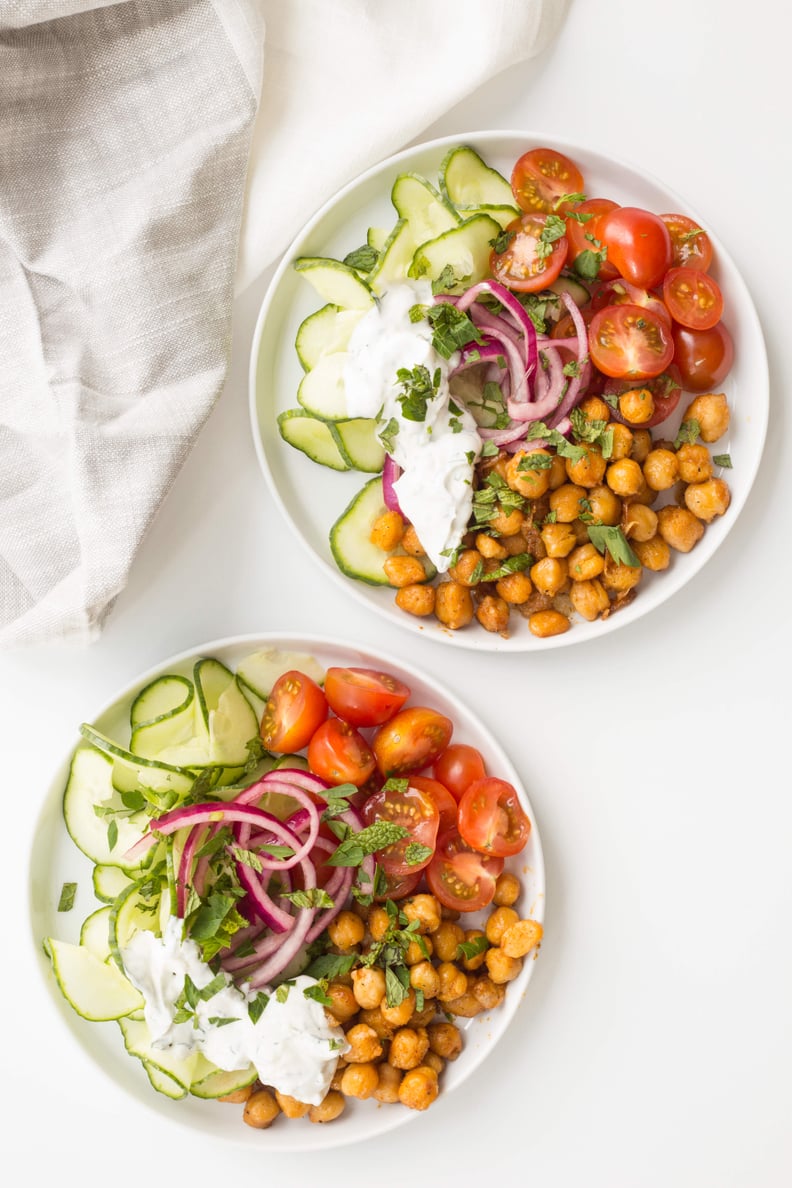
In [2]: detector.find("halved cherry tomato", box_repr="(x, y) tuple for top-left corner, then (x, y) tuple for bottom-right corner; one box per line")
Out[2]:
(490, 212), (568, 293)
(373, 866), (422, 903)
(550, 304), (595, 341)
(588, 303), (674, 380)
(409, 775), (458, 833)
(306, 717), (375, 787)
(671, 321), (734, 392)
(660, 213), (713, 272)
(603, 365), (683, 430)
(511, 147), (585, 215)
(362, 781), (439, 876)
(457, 777), (531, 858)
(425, 827), (504, 912)
(259, 670), (327, 753)
(564, 197), (620, 281)
(590, 278), (671, 327)
(371, 706), (453, 777)
(433, 743), (487, 802)
(662, 267), (723, 331)
(324, 667), (410, 728)
(599, 206), (673, 290)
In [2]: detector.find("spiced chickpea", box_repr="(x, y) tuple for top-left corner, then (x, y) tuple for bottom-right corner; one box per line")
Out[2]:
(329, 1059), (348, 1090)
(587, 484), (622, 526)
(374, 1062), (402, 1103)
(622, 502), (658, 542)
(657, 505), (705, 552)
(569, 578), (610, 621)
(243, 1089), (280, 1129)
(404, 936), (431, 965)
(609, 421), (634, 460)
(409, 1002), (438, 1029)
(358, 1006), (395, 1040)
(308, 1090), (346, 1124)
(567, 542), (605, 581)
(490, 505), (524, 535)
(476, 594), (510, 634)
(529, 556), (567, 596)
(328, 909), (365, 951)
(684, 477), (731, 522)
(630, 428), (653, 464)
(432, 920), (465, 962)
(676, 442), (714, 484)
(400, 524), (426, 556)
(618, 386), (655, 424)
(606, 457), (644, 497)
(340, 1062), (380, 1100)
(444, 991), (485, 1017)
(485, 905), (520, 945)
(506, 448), (554, 499)
(351, 966), (386, 1010)
(493, 871), (521, 907)
(501, 531), (531, 557)
(631, 534), (670, 571)
(548, 453), (568, 489)
(423, 1050), (445, 1077)
(368, 906), (390, 942)
(643, 448), (680, 492)
(550, 482), (587, 522)
(219, 1085), (253, 1104)
(541, 521), (578, 558)
(436, 961), (468, 1002)
(344, 1023), (383, 1064)
(434, 580), (474, 629)
(485, 947), (523, 985)
(398, 1066), (439, 1111)
(395, 584), (436, 617)
(380, 989), (416, 1028)
(402, 894), (442, 934)
(528, 609), (570, 638)
(500, 919), (544, 958)
(389, 1026), (430, 1070)
(428, 1021), (463, 1060)
(448, 549), (483, 587)
(579, 395), (612, 422)
(682, 392), (730, 442)
(325, 982), (359, 1024)
(472, 975), (506, 1010)
(565, 443), (607, 487)
(409, 960), (441, 998)
(602, 557), (642, 595)
(459, 928), (489, 971)
(369, 509), (404, 551)
(275, 1092), (311, 1119)
(629, 474), (658, 506)
(496, 571), (534, 605)
(383, 555), (427, 588)
(476, 532), (508, 560)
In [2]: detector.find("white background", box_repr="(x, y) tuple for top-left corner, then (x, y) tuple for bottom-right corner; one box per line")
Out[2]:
(5, 1), (790, 1185)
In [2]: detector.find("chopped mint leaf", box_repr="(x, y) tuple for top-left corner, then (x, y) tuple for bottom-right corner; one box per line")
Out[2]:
(457, 934), (489, 960)
(282, 887), (335, 910)
(247, 992), (269, 1023)
(395, 364), (441, 422)
(674, 419), (702, 448)
(404, 842), (434, 867)
(326, 820), (410, 867)
(57, 882), (77, 912)
(490, 227), (516, 254)
(713, 453), (732, 468)
(343, 244), (379, 272)
(587, 524), (640, 567)
(425, 302), (482, 359)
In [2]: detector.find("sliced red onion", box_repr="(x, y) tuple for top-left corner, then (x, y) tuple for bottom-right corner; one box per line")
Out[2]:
(453, 279), (538, 376)
(246, 853), (318, 989)
(382, 454), (403, 515)
(234, 856), (294, 933)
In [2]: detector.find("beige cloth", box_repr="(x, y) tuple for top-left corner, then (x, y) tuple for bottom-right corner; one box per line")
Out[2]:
(0, 0), (569, 646)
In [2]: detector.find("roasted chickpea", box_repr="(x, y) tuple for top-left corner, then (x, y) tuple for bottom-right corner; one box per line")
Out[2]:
(630, 428), (653, 464)
(569, 578), (610, 621)
(444, 991), (485, 1018)
(325, 982), (359, 1024)
(435, 580), (474, 629)
(398, 1066), (439, 1111)
(602, 557), (642, 595)
(548, 453), (568, 489)
(622, 502), (658, 542)
(423, 1050), (445, 1076)
(402, 894), (442, 934)
(436, 962), (468, 1002)
(618, 386), (655, 424)
(395, 584), (436, 617)
(351, 966), (386, 1010)
(328, 910), (365, 951)
(500, 919), (544, 958)
(485, 947), (523, 985)
(308, 1090), (346, 1124)
(657, 505), (705, 552)
(275, 1091), (310, 1118)
(340, 1062), (379, 1100)
(541, 520), (578, 557)
(549, 482), (587, 522)
(506, 448), (553, 498)
(344, 1023), (383, 1064)
(684, 477), (731, 522)
(432, 920), (465, 963)
(676, 442), (714, 484)
(428, 1021), (463, 1061)
(643, 448), (680, 492)
(632, 535), (671, 571)
(368, 906), (390, 942)
(475, 593), (510, 634)
(404, 936), (431, 965)
(389, 1026), (430, 1070)
(400, 524), (426, 556)
(496, 571), (534, 604)
(459, 928), (489, 972)
(471, 975), (506, 1011)
(609, 421), (634, 460)
(485, 905), (520, 946)
(606, 457), (644, 497)
(409, 960), (441, 998)
(490, 505), (524, 535)
(243, 1088), (281, 1129)
(528, 609), (570, 638)
(567, 542), (605, 581)
(380, 989), (416, 1028)
(448, 549), (483, 587)
(565, 443), (607, 487)
(369, 509), (404, 551)
(579, 395), (611, 422)
(383, 555), (427, 588)
(530, 556), (568, 596)
(587, 484), (622, 526)
(681, 392), (730, 442)
(374, 1062), (402, 1103)
(357, 1006), (395, 1040)
(475, 532), (508, 560)
(219, 1084), (253, 1104)
(493, 871), (521, 907)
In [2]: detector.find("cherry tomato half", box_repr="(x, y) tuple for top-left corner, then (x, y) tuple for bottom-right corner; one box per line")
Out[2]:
(490, 212), (568, 293)
(371, 706), (453, 778)
(603, 365), (683, 430)
(590, 278), (672, 327)
(363, 781), (439, 876)
(409, 775), (458, 833)
(671, 322), (734, 392)
(599, 206), (673, 290)
(306, 717), (376, 787)
(432, 743), (487, 802)
(660, 213), (714, 272)
(372, 866), (422, 903)
(259, 670), (327, 753)
(511, 146), (585, 215)
(324, 667), (410, 728)
(662, 267), (724, 331)
(425, 827), (504, 913)
(588, 303), (674, 381)
(564, 197), (620, 281)
(457, 777), (532, 858)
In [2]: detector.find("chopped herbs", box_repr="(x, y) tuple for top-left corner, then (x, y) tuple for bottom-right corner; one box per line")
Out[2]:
(282, 887), (335, 910)
(457, 934), (489, 961)
(343, 244), (380, 272)
(587, 524), (640, 567)
(674, 419), (702, 447)
(327, 820), (410, 867)
(379, 416), (399, 452)
(424, 302), (482, 359)
(404, 842), (434, 867)
(480, 553), (533, 582)
(395, 364), (441, 422)
(57, 882), (77, 912)
(713, 453), (732, 468)
(536, 214), (568, 259)
(490, 227), (516, 254)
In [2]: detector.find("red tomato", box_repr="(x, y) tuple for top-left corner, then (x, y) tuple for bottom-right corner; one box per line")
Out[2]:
(662, 267), (723, 331)
(259, 670), (327, 753)
(590, 278), (672, 327)
(433, 743), (487, 802)
(306, 717), (375, 787)
(671, 322), (734, 392)
(324, 667), (410, 728)
(603, 365), (683, 430)
(425, 828), (504, 913)
(550, 304), (595, 341)
(588, 303), (674, 380)
(409, 775), (458, 833)
(511, 146), (585, 214)
(564, 197), (620, 281)
(373, 866), (422, 903)
(599, 206), (673, 290)
(457, 777), (531, 858)
(660, 213), (714, 272)
(371, 706), (453, 778)
(362, 781), (439, 876)
(490, 212), (568, 293)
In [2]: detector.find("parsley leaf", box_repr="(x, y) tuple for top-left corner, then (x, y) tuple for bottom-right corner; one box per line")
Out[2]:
(490, 227), (516, 254)
(424, 303), (482, 359)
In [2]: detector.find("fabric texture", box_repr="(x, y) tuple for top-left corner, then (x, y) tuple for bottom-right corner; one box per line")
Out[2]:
(0, 0), (569, 647)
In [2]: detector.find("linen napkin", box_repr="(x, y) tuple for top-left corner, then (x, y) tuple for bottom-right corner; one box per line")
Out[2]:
(0, 0), (570, 647)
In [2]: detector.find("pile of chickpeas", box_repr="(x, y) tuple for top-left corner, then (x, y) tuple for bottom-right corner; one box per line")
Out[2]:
(371, 389), (731, 639)
(224, 872), (542, 1129)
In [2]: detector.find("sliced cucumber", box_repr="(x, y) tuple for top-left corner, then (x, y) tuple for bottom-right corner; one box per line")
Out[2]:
(144, 1062), (188, 1100)
(392, 172), (460, 246)
(278, 408), (349, 471)
(409, 214), (502, 292)
(209, 677), (260, 767)
(367, 225), (390, 252)
(194, 658), (234, 730)
(294, 304), (365, 372)
(93, 863), (134, 904)
(297, 352), (350, 421)
(80, 724), (195, 801)
(548, 274), (591, 307)
(130, 679), (203, 764)
(130, 674), (193, 730)
(236, 648), (326, 699)
(44, 937), (143, 1021)
(190, 1058), (257, 1100)
(334, 419), (386, 472)
(367, 219), (416, 296)
(330, 476), (436, 586)
(294, 257), (374, 310)
(465, 202), (520, 230)
(110, 877), (166, 964)
(118, 1016), (199, 1091)
(79, 906), (113, 961)
(440, 144), (515, 208)
(64, 745), (152, 870)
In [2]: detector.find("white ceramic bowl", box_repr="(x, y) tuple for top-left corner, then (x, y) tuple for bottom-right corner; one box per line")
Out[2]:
(29, 633), (545, 1151)
(249, 131), (768, 652)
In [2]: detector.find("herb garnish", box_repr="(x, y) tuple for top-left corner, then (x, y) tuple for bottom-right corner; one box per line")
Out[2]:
(58, 882), (77, 912)
(587, 524), (640, 567)
(395, 364), (441, 422)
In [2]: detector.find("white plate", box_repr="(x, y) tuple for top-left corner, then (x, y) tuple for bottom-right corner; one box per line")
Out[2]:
(249, 131), (769, 652)
(28, 633), (545, 1151)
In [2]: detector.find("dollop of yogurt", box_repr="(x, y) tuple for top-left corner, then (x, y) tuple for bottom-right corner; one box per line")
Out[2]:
(122, 918), (346, 1106)
(343, 281), (481, 571)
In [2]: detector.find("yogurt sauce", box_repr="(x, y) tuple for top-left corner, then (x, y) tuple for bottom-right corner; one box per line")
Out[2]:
(122, 918), (347, 1106)
(343, 281), (482, 572)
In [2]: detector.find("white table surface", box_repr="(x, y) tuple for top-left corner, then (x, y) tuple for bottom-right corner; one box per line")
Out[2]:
(5, 1), (790, 1184)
